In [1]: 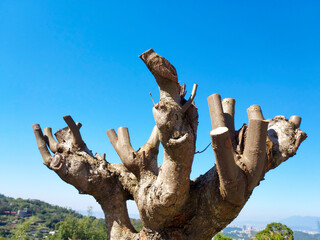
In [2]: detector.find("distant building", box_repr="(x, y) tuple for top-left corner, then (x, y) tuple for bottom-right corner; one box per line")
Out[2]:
(39, 228), (49, 233)
(17, 210), (29, 217)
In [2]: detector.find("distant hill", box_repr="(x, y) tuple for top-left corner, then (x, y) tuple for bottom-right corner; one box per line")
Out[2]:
(0, 193), (142, 239)
(222, 226), (320, 240)
(0, 193), (82, 217)
(0, 193), (84, 238)
(294, 231), (320, 240)
(281, 216), (320, 232)
(232, 215), (320, 233)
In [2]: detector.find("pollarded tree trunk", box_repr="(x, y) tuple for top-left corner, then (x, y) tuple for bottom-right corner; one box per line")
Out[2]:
(32, 49), (307, 240)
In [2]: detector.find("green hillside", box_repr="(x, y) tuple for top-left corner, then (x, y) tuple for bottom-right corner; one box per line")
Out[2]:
(0, 193), (84, 238)
(0, 193), (141, 239)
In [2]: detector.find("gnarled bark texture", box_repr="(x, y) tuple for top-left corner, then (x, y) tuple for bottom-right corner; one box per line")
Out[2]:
(33, 49), (307, 240)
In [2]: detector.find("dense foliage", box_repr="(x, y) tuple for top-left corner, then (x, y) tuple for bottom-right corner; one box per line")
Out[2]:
(214, 232), (233, 240)
(254, 222), (294, 240)
(47, 215), (107, 240)
(0, 193), (83, 238)
(0, 193), (143, 239)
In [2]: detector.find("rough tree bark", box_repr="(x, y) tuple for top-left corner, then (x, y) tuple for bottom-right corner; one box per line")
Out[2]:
(33, 49), (307, 240)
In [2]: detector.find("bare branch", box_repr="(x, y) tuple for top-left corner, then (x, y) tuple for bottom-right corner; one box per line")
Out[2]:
(118, 127), (134, 155)
(63, 115), (84, 148)
(44, 127), (59, 153)
(107, 127), (136, 172)
(106, 129), (118, 147)
(32, 124), (52, 166)
(289, 115), (301, 128)
(222, 98), (235, 133)
(247, 104), (264, 120)
(208, 93), (226, 129)
(182, 83), (198, 112)
(107, 126), (160, 177)
(242, 119), (269, 191)
(149, 92), (156, 106)
(210, 127), (245, 205)
(140, 49), (181, 102)
(139, 48), (178, 84)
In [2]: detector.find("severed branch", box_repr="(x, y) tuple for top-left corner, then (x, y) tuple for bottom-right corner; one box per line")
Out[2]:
(210, 127), (246, 205)
(44, 127), (59, 153)
(207, 94), (306, 205)
(289, 115), (301, 128)
(222, 98), (235, 133)
(208, 94), (226, 129)
(33, 116), (140, 240)
(208, 94), (246, 205)
(136, 49), (199, 228)
(32, 124), (52, 166)
(182, 83), (198, 112)
(247, 105), (264, 120)
(63, 115), (84, 148)
(180, 94), (307, 239)
(242, 119), (269, 191)
(107, 126), (160, 178)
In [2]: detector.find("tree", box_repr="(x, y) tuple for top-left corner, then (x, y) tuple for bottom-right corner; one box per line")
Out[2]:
(254, 222), (294, 240)
(214, 232), (232, 240)
(12, 217), (34, 240)
(48, 215), (107, 240)
(32, 49), (307, 240)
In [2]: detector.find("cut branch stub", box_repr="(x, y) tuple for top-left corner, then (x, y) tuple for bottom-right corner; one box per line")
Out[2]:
(32, 124), (52, 166)
(207, 95), (270, 204)
(289, 115), (301, 128)
(222, 98), (235, 133)
(140, 49), (181, 102)
(247, 105), (264, 120)
(44, 127), (59, 153)
(208, 93), (226, 129)
(63, 115), (84, 148)
(242, 119), (269, 191)
(139, 48), (178, 84)
(107, 127), (136, 173)
(107, 126), (160, 178)
(210, 127), (246, 205)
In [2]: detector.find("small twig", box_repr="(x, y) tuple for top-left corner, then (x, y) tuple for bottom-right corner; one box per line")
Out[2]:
(195, 142), (211, 154)
(182, 83), (198, 112)
(149, 92), (155, 106)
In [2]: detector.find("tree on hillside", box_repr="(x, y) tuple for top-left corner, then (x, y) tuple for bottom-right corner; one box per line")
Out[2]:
(33, 49), (307, 240)
(254, 222), (294, 240)
(214, 232), (232, 240)
(13, 216), (34, 240)
(48, 215), (107, 240)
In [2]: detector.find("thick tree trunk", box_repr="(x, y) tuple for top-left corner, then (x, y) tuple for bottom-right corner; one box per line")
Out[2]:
(33, 49), (307, 240)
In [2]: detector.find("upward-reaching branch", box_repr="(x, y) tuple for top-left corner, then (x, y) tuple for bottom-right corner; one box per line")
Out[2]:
(32, 124), (52, 166)
(137, 49), (199, 228)
(32, 117), (140, 240)
(107, 126), (160, 178)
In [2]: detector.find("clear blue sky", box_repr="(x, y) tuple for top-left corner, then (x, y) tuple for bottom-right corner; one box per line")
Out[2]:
(0, 0), (319, 221)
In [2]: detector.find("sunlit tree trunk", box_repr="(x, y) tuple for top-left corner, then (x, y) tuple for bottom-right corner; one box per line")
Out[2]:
(33, 49), (306, 240)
